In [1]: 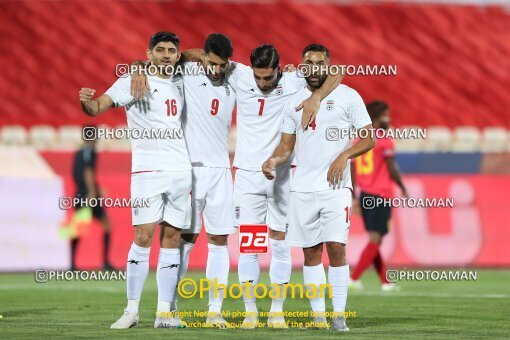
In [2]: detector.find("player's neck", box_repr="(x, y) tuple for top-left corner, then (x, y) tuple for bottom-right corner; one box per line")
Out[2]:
(155, 72), (171, 80)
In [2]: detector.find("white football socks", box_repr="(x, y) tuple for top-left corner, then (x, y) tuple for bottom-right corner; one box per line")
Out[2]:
(126, 243), (150, 314)
(269, 239), (291, 313)
(156, 248), (180, 313)
(170, 239), (194, 311)
(328, 265), (349, 315)
(238, 253), (260, 314)
(303, 263), (327, 316)
(206, 243), (230, 313)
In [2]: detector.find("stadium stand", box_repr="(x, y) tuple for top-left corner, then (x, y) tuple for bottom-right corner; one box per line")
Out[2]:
(0, 1), (509, 129)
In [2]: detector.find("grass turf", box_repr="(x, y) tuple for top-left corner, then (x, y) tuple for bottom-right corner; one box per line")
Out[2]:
(1, 269), (509, 339)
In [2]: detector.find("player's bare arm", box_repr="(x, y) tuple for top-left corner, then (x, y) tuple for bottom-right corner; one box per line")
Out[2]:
(130, 49), (201, 99)
(327, 123), (375, 186)
(298, 71), (343, 130)
(262, 133), (296, 180)
(386, 156), (408, 197)
(79, 88), (114, 116)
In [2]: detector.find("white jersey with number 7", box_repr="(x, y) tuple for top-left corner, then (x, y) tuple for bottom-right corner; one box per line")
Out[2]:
(227, 62), (306, 171)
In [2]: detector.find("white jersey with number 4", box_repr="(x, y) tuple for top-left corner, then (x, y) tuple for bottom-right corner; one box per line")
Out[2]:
(105, 75), (191, 173)
(227, 62), (306, 170)
(281, 84), (372, 192)
(182, 62), (235, 168)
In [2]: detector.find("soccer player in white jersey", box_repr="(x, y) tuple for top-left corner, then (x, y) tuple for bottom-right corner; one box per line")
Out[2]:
(262, 44), (375, 331)
(177, 33), (236, 328)
(79, 32), (192, 329)
(130, 34), (236, 328)
(226, 45), (342, 329)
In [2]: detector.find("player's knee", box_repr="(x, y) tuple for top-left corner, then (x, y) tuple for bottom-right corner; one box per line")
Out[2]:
(369, 232), (383, 245)
(182, 233), (198, 244)
(269, 228), (286, 240)
(303, 243), (323, 266)
(207, 233), (228, 246)
(326, 242), (346, 266)
(134, 231), (153, 247)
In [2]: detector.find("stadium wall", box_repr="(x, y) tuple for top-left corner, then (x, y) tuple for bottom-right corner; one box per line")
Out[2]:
(30, 151), (510, 271)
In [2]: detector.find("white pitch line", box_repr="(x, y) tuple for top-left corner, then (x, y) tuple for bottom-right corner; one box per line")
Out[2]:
(0, 284), (508, 299)
(0, 284), (121, 293)
(350, 291), (510, 299)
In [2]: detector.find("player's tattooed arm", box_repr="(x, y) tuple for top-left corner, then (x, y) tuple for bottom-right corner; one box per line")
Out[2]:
(327, 124), (375, 187)
(386, 157), (408, 198)
(262, 133), (296, 180)
(79, 88), (114, 116)
(130, 60), (150, 99)
(130, 49), (201, 98)
(298, 70), (343, 130)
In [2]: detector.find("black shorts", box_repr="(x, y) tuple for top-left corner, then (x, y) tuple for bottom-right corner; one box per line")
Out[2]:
(360, 192), (391, 235)
(74, 192), (106, 220)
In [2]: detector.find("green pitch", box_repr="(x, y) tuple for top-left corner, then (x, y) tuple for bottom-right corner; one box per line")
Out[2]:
(1, 269), (509, 339)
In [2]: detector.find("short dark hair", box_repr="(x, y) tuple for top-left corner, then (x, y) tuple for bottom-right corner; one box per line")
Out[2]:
(204, 33), (233, 59)
(302, 43), (330, 58)
(250, 44), (279, 69)
(366, 100), (389, 121)
(149, 32), (179, 50)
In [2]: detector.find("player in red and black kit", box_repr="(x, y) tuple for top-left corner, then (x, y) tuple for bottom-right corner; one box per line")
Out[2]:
(350, 101), (407, 291)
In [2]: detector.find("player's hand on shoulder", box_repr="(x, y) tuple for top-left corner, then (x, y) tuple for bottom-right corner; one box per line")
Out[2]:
(79, 88), (96, 103)
(130, 61), (150, 99)
(262, 159), (276, 180)
(283, 64), (296, 72)
(327, 152), (349, 188)
(297, 93), (320, 130)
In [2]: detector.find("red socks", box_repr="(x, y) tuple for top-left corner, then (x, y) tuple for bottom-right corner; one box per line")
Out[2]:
(351, 242), (379, 280)
(374, 251), (389, 284)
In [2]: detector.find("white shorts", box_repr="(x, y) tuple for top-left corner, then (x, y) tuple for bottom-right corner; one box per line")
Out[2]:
(182, 167), (236, 235)
(130, 170), (192, 228)
(286, 188), (352, 248)
(233, 166), (290, 232)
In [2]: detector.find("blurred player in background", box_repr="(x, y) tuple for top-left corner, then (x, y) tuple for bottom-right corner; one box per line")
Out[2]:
(131, 33), (236, 328)
(263, 44), (374, 331)
(350, 100), (407, 291)
(71, 126), (113, 271)
(80, 32), (192, 329)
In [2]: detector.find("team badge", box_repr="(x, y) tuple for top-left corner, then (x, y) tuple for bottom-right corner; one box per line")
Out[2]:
(326, 100), (334, 111)
(235, 206), (240, 219)
(225, 84), (230, 96)
(276, 84), (283, 96)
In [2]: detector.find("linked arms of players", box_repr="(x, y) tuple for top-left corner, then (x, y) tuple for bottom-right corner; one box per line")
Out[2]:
(79, 88), (114, 116)
(298, 71), (343, 131)
(327, 124), (375, 187)
(130, 49), (202, 98)
(262, 133), (296, 180)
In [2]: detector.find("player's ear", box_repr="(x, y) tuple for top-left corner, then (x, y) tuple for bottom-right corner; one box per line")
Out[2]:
(176, 51), (182, 62)
(146, 49), (152, 61)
